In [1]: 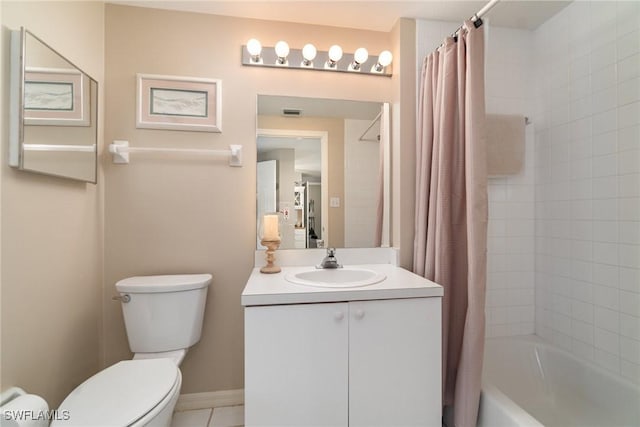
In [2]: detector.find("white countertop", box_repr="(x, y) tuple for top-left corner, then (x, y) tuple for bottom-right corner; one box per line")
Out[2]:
(241, 264), (443, 306)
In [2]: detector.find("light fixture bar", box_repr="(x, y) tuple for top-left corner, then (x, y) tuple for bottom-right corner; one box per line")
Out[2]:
(241, 45), (392, 76)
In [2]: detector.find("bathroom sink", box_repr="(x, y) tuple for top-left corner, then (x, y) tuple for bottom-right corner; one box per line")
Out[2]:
(285, 268), (386, 288)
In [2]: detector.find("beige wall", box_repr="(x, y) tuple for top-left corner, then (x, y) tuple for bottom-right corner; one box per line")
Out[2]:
(0, 3), (414, 403)
(391, 18), (416, 269)
(0, 1), (105, 408)
(258, 115), (345, 248)
(104, 4), (393, 394)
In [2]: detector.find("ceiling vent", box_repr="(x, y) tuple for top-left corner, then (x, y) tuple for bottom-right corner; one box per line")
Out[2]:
(282, 108), (302, 117)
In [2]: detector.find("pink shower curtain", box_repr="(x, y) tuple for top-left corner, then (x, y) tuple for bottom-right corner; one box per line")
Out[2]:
(413, 20), (488, 427)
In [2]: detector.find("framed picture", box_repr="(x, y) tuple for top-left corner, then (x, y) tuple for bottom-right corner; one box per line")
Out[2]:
(136, 74), (222, 132)
(24, 67), (90, 126)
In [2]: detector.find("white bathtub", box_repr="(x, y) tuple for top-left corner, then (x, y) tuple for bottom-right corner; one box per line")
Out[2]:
(477, 335), (640, 427)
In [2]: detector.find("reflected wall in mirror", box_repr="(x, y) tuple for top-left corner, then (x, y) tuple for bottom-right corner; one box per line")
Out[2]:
(257, 95), (390, 250)
(9, 28), (98, 183)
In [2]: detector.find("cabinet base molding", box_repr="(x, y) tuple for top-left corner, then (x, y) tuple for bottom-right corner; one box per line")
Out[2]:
(175, 389), (244, 412)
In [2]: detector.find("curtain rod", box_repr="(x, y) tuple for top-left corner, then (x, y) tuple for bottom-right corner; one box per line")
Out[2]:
(435, 0), (501, 50)
(475, 0), (501, 22)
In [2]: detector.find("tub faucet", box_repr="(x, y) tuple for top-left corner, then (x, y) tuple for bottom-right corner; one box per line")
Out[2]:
(318, 247), (342, 269)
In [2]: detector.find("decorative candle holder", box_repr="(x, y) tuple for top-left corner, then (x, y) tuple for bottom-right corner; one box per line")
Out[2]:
(260, 237), (281, 274)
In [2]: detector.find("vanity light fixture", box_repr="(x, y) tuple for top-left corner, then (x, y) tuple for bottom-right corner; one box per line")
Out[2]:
(372, 50), (393, 73)
(247, 38), (263, 63)
(349, 47), (368, 71)
(241, 40), (392, 76)
(274, 40), (290, 65)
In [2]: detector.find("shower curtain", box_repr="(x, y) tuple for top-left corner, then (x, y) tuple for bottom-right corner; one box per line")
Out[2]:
(413, 20), (488, 427)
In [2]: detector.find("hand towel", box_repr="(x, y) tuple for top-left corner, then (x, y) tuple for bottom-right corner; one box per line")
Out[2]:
(486, 114), (525, 175)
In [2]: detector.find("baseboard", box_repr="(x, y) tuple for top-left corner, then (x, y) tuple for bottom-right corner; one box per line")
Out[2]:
(175, 389), (244, 412)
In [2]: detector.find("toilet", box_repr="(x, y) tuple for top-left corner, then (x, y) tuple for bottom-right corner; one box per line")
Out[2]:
(50, 274), (212, 427)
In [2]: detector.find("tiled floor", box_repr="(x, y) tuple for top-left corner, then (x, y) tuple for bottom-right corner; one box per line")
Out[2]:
(171, 405), (244, 427)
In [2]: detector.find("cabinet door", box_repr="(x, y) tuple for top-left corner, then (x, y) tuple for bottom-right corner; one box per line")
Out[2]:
(245, 302), (349, 426)
(349, 298), (442, 427)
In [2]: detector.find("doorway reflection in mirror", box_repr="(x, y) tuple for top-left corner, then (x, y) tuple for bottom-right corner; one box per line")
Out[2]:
(256, 95), (389, 250)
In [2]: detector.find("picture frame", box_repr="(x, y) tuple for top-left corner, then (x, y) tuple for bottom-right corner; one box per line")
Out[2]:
(24, 67), (90, 126)
(136, 73), (222, 132)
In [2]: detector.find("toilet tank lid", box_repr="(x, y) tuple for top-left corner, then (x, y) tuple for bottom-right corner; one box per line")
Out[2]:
(53, 359), (179, 427)
(116, 274), (212, 293)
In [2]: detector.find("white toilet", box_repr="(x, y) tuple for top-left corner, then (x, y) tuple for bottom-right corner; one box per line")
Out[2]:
(51, 273), (212, 427)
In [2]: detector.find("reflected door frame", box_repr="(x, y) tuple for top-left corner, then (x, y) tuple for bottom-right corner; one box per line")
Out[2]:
(257, 159), (277, 249)
(257, 128), (329, 247)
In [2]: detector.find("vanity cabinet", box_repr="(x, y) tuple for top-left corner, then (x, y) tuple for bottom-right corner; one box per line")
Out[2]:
(244, 296), (441, 426)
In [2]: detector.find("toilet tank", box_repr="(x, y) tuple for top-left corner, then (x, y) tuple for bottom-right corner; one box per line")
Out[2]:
(115, 274), (211, 353)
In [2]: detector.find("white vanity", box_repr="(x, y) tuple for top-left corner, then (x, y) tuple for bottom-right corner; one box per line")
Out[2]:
(242, 249), (443, 427)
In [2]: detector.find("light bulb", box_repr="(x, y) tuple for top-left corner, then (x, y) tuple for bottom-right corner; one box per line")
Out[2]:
(302, 43), (317, 61)
(372, 50), (393, 72)
(348, 47), (369, 71)
(275, 40), (290, 63)
(378, 50), (393, 67)
(354, 47), (369, 64)
(328, 45), (343, 62)
(247, 38), (262, 57)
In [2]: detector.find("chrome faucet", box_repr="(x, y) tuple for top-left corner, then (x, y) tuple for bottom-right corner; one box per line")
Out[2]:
(318, 247), (342, 269)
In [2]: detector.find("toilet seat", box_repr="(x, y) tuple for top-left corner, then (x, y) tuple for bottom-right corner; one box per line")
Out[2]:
(52, 359), (180, 426)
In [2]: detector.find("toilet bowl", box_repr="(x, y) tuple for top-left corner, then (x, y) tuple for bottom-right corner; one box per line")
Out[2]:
(52, 359), (181, 427)
(49, 274), (211, 426)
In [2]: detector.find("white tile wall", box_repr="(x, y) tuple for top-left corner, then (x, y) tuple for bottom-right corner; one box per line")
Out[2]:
(417, 4), (640, 384)
(534, 0), (640, 384)
(485, 26), (536, 338)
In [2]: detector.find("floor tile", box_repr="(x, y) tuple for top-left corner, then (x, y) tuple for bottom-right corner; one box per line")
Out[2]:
(171, 408), (213, 427)
(209, 405), (244, 427)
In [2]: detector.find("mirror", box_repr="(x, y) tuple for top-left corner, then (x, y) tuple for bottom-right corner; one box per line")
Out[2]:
(257, 95), (390, 250)
(9, 28), (98, 183)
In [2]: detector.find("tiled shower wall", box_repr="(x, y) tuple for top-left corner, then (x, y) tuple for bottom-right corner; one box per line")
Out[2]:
(485, 27), (536, 338)
(533, 1), (640, 382)
(418, 4), (640, 383)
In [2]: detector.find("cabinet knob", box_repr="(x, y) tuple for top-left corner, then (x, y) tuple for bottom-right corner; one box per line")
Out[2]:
(334, 312), (344, 321)
(355, 309), (365, 319)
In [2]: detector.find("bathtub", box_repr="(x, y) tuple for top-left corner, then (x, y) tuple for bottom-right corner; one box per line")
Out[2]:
(477, 335), (640, 427)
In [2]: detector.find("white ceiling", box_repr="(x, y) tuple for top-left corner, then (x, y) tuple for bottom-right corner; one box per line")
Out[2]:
(110, 1), (572, 32)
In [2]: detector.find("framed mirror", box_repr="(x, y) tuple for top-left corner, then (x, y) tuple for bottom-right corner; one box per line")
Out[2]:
(257, 95), (390, 250)
(9, 28), (98, 183)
